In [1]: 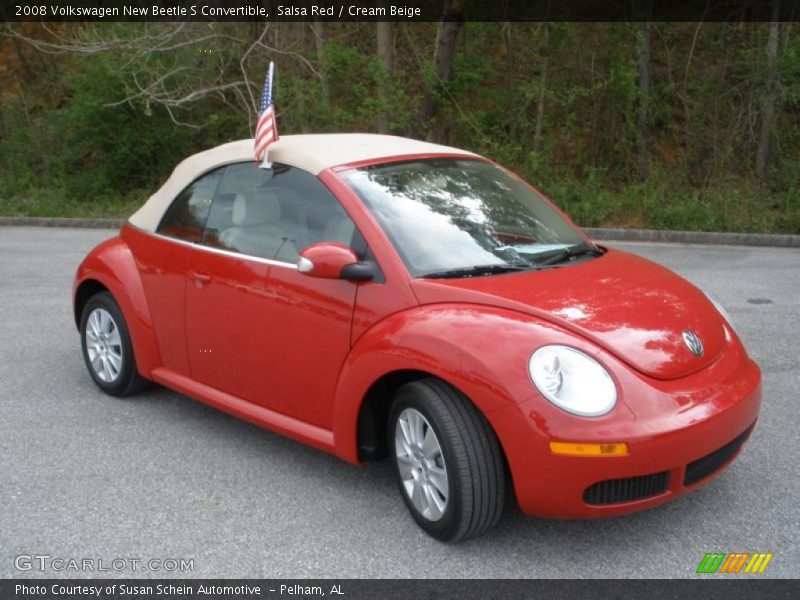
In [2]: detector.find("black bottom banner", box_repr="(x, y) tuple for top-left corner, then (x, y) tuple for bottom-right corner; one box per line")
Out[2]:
(1, 579), (799, 600)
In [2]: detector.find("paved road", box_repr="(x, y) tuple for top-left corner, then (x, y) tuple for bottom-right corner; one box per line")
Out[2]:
(0, 226), (797, 579)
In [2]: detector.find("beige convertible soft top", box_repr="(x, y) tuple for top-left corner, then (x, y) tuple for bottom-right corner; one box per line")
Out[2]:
(128, 133), (477, 232)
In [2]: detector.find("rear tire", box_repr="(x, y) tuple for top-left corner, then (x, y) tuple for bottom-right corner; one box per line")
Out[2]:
(389, 378), (506, 542)
(80, 291), (149, 397)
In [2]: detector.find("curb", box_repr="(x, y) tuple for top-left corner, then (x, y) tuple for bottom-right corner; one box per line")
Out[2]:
(0, 216), (124, 229)
(582, 227), (800, 248)
(1, 216), (798, 248)
(583, 227), (800, 248)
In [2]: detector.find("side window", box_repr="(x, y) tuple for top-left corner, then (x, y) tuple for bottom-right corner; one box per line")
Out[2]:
(157, 167), (224, 242)
(202, 162), (359, 263)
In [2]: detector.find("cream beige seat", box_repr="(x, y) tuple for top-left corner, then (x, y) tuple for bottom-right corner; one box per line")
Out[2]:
(220, 191), (299, 262)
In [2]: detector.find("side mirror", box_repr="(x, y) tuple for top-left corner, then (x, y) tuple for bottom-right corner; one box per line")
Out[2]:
(297, 242), (374, 282)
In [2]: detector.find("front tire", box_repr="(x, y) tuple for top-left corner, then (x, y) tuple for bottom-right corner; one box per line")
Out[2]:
(389, 378), (506, 542)
(80, 291), (149, 397)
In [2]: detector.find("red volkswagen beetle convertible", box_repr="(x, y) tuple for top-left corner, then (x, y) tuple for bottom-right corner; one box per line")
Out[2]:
(73, 134), (761, 541)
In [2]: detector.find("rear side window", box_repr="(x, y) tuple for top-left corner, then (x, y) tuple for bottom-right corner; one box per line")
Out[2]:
(201, 162), (359, 263)
(157, 167), (224, 242)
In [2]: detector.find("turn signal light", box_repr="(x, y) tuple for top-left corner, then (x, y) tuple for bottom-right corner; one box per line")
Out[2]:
(549, 441), (629, 456)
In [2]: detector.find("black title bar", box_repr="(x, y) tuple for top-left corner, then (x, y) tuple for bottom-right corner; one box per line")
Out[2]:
(2, 0), (800, 22)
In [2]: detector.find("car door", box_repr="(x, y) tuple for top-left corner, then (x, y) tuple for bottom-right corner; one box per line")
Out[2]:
(185, 162), (360, 430)
(132, 165), (225, 376)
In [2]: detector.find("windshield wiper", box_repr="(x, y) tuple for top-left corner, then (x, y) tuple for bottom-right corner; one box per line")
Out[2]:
(422, 263), (532, 279)
(537, 245), (604, 266)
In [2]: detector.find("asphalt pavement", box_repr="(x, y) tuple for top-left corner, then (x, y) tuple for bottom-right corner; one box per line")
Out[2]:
(0, 226), (797, 578)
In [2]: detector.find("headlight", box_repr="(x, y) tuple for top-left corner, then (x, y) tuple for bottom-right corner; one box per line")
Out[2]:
(529, 345), (617, 417)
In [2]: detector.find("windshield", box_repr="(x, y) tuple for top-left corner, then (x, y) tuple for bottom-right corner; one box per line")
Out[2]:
(341, 158), (597, 278)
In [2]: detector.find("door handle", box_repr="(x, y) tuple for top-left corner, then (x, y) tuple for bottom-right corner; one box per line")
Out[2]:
(189, 270), (211, 284)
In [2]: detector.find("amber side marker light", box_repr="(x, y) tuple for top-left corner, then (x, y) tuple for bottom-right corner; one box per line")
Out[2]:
(549, 442), (629, 456)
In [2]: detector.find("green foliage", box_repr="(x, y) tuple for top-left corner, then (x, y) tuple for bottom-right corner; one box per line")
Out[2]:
(0, 22), (798, 233)
(543, 172), (800, 234)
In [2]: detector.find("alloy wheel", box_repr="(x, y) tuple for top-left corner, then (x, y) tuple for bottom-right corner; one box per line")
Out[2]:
(85, 307), (123, 383)
(394, 407), (449, 521)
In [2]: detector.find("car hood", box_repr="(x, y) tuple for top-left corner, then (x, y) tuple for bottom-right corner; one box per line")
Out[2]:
(410, 248), (727, 380)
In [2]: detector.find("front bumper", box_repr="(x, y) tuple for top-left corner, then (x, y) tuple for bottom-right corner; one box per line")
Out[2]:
(491, 342), (762, 518)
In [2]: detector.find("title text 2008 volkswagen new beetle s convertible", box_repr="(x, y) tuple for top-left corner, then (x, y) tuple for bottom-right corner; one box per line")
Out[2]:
(73, 134), (761, 542)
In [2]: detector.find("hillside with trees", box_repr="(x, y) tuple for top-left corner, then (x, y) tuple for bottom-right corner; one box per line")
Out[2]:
(1, 18), (798, 232)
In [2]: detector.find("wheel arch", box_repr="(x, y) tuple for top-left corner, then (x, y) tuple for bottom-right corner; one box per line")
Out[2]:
(73, 279), (109, 329)
(355, 368), (436, 461)
(73, 236), (162, 377)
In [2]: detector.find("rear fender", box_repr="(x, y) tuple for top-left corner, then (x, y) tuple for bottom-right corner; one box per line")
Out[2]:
(73, 236), (161, 377)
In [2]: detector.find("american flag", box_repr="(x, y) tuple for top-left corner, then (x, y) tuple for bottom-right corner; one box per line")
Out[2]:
(255, 61), (278, 164)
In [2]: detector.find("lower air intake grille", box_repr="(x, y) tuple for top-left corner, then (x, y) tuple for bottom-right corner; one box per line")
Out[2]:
(583, 471), (670, 505)
(684, 425), (753, 487)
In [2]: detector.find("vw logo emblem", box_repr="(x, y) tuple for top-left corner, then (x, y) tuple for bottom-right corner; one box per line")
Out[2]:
(682, 330), (704, 357)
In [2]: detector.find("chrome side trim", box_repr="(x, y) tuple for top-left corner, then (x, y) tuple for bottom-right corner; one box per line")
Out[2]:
(125, 221), (298, 270)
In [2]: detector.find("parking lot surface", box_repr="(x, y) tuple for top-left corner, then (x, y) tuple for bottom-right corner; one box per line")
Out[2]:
(0, 226), (797, 578)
